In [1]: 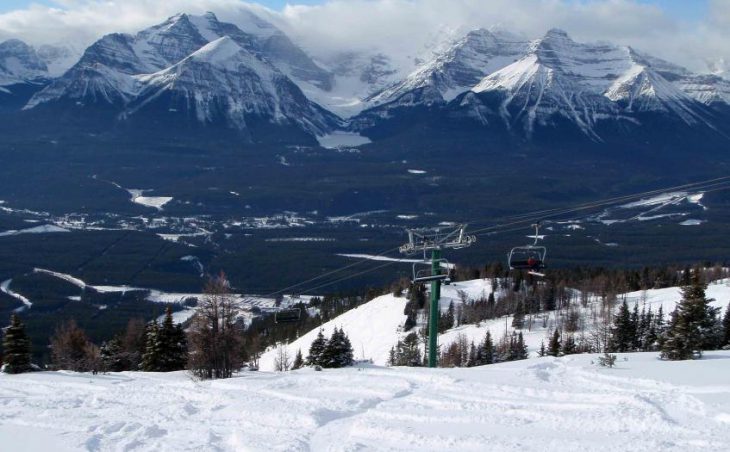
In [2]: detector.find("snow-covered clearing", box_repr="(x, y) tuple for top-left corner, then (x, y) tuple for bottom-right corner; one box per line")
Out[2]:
(2, 352), (730, 451)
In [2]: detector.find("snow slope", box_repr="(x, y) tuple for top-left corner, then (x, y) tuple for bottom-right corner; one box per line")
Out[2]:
(260, 294), (409, 370)
(260, 279), (496, 370)
(2, 352), (730, 451)
(260, 276), (729, 371)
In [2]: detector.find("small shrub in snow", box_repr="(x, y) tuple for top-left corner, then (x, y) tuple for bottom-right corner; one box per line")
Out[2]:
(598, 352), (617, 368)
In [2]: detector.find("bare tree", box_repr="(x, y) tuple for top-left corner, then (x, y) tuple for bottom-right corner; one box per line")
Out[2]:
(274, 344), (291, 372)
(188, 273), (244, 379)
(50, 319), (100, 372)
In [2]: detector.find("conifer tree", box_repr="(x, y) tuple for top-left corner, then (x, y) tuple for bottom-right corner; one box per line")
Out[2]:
(630, 303), (641, 349)
(439, 302), (455, 333)
(561, 334), (577, 355)
(306, 329), (327, 366)
(476, 330), (494, 365)
(141, 320), (163, 371)
(661, 274), (719, 360)
(512, 299), (525, 329)
(292, 349), (304, 370)
(158, 307), (188, 371)
(467, 343), (478, 367)
(548, 329), (561, 357)
(515, 332), (528, 360)
(538, 340), (546, 357)
(2, 314), (32, 374)
(321, 328), (354, 368)
(642, 308), (656, 351)
(340, 330), (354, 367)
(100, 337), (126, 372)
(722, 304), (730, 346)
(609, 300), (634, 352)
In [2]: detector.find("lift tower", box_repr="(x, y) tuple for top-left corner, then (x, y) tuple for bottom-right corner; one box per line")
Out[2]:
(400, 225), (476, 367)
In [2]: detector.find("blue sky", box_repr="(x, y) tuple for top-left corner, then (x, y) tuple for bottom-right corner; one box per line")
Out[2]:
(0, 0), (711, 21)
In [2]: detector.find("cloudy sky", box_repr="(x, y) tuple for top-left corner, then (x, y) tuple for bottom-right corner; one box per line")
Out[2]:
(0, 0), (727, 74)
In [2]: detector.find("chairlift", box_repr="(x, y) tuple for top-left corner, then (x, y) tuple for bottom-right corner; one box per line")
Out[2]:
(508, 223), (546, 275)
(274, 307), (301, 324)
(411, 259), (451, 285)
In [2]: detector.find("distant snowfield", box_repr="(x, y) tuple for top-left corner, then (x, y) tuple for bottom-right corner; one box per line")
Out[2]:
(0, 224), (69, 237)
(316, 131), (371, 149)
(1, 352), (730, 451)
(99, 180), (173, 210)
(128, 189), (173, 210)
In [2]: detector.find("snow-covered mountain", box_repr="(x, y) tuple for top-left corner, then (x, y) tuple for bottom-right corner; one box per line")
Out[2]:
(126, 36), (339, 136)
(0, 39), (79, 89)
(24, 12), (340, 138)
(368, 28), (528, 107)
(5, 17), (730, 145)
(354, 28), (729, 141)
(0, 39), (47, 87)
(467, 29), (711, 137)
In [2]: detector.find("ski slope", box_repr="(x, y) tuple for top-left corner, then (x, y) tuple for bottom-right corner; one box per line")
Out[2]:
(259, 279), (497, 370)
(2, 352), (730, 451)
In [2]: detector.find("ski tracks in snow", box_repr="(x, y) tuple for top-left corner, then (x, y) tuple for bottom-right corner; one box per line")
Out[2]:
(1, 354), (730, 451)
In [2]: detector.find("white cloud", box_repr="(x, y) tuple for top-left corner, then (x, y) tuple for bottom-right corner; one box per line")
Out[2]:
(0, 0), (727, 74)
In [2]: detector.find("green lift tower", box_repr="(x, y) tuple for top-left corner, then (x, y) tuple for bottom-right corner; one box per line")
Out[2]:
(399, 225), (475, 367)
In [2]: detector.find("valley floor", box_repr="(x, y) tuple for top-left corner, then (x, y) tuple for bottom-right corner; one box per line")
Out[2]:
(1, 352), (729, 451)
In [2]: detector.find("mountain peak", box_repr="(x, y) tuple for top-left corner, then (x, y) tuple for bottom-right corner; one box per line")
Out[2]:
(544, 28), (571, 39)
(0, 38), (49, 86)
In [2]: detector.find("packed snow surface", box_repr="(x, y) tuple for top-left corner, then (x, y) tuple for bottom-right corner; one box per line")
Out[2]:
(2, 352), (730, 451)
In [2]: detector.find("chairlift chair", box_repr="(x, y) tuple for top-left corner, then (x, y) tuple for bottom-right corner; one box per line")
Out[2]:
(508, 223), (547, 274)
(411, 259), (451, 285)
(274, 308), (301, 324)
